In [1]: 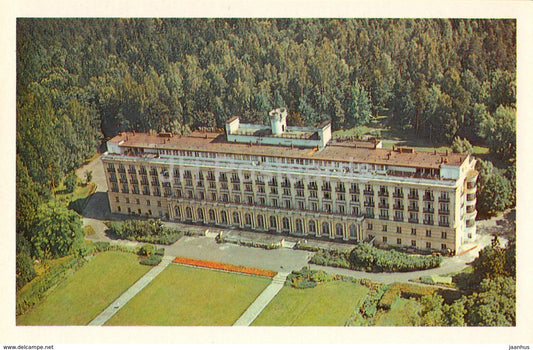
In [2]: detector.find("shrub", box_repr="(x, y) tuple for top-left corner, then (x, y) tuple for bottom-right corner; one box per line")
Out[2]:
(137, 243), (155, 257)
(154, 247), (165, 256)
(93, 241), (110, 252)
(309, 248), (350, 268)
(84, 225), (96, 237)
(140, 254), (162, 266)
(293, 280), (317, 289)
(310, 270), (332, 283)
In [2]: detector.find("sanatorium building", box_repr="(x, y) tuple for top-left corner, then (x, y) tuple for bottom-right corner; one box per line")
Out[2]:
(102, 108), (478, 254)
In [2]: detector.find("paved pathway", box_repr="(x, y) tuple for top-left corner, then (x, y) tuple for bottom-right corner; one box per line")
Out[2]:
(88, 256), (174, 326)
(233, 272), (289, 326)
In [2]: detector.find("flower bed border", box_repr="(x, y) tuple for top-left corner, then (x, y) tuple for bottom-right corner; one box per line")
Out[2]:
(172, 256), (277, 278)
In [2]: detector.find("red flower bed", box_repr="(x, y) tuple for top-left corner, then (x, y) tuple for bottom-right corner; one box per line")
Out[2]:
(172, 256), (277, 278)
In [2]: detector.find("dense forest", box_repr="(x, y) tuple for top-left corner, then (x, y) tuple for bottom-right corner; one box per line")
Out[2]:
(16, 19), (516, 292)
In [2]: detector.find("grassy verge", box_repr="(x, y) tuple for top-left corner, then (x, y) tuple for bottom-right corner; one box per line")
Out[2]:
(106, 264), (272, 326)
(251, 281), (369, 326)
(17, 251), (151, 325)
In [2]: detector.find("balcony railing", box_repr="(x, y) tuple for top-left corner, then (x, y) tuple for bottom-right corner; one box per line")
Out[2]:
(439, 209), (450, 215)
(423, 219), (434, 225)
(363, 190), (374, 195)
(393, 204), (404, 210)
(439, 222), (450, 227)
(393, 191), (404, 198)
(378, 191), (389, 197)
(394, 216), (404, 222)
(364, 201), (375, 207)
(423, 195), (434, 201)
(408, 193), (419, 200)
(423, 207), (434, 213)
(408, 218), (419, 224)
(439, 196), (450, 202)
(379, 202), (389, 209)
(408, 206), (419, 212)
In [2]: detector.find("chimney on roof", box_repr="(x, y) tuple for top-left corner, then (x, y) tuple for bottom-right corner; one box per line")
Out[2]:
(446, 149), (449, 156)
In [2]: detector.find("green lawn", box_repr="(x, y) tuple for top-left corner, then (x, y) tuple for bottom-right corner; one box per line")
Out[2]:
(17, 251), (151, 325)
(106, 264), (272, 326)
(251, 281), (369, 326)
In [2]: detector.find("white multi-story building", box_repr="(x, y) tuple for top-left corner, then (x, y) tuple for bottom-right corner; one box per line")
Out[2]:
(102, 108), (478, 254)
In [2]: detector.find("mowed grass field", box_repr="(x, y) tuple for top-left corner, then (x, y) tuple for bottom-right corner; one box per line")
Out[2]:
(106, 264), (272, 326)
(17, 251), (151, 325)
(251, 281), (369, 326)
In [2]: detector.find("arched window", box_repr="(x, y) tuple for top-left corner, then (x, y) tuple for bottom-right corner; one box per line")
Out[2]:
(350, 224), (357, 238)
(308, 220), (316, 233)
(197, 208), (204, 221)
(336, 223), (344, 237)
(233, 212), (240, 225)
(208, 209), (216, 222)
(295, 219), (303, 233)
(186, 207), (193, 219)
(322, 222), (330, 235)
(270, 216), (277, 229)
(175, 206), (181, 219)
(257, 215), (264, 228)
(282, 217), (290, 231)
(221, 210), (228, 224)
(245, 213), (252, 226)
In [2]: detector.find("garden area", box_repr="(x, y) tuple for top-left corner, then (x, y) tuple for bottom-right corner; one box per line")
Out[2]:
(307, 242), (443, 273)
(106, 219), (189, 245)
(17, 250), (151, 325)
(105, 264), (272, 326)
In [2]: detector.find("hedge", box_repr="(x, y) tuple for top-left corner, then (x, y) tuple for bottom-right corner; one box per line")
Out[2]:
(309, 243), (442, 273)
(107, 219), (183, 245)
(140, 255), (162, 266)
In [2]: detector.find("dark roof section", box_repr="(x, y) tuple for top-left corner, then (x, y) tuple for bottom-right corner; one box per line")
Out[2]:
(109, 131), (467, 169)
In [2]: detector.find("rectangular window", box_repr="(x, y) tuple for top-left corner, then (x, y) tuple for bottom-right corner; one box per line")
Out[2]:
(397, 238), (402, 245)
(383, 236), (387, 243)
(311, 202), (318, 211)
(382, 225), (387, 232)
(441, 243), (447, 250)
(396, 226), (402, 234)
(411, 240), (416, 247)
(299, 201), (305, 210)
(136, 198), (140, 204)
(441, 232), (447, 239)
(338, 205), (345, 214)
(157, 201), (161, 207)
(426, 242), (432, 249)
(146, 200), (150, 206)
(115, 196), (120, 203)
(426, 230), (432, 237)
(247, 196), (253, 205)
(367, 223), (373, 230)
(272, 198), (278, 207)
(411, 228), (416, 235)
